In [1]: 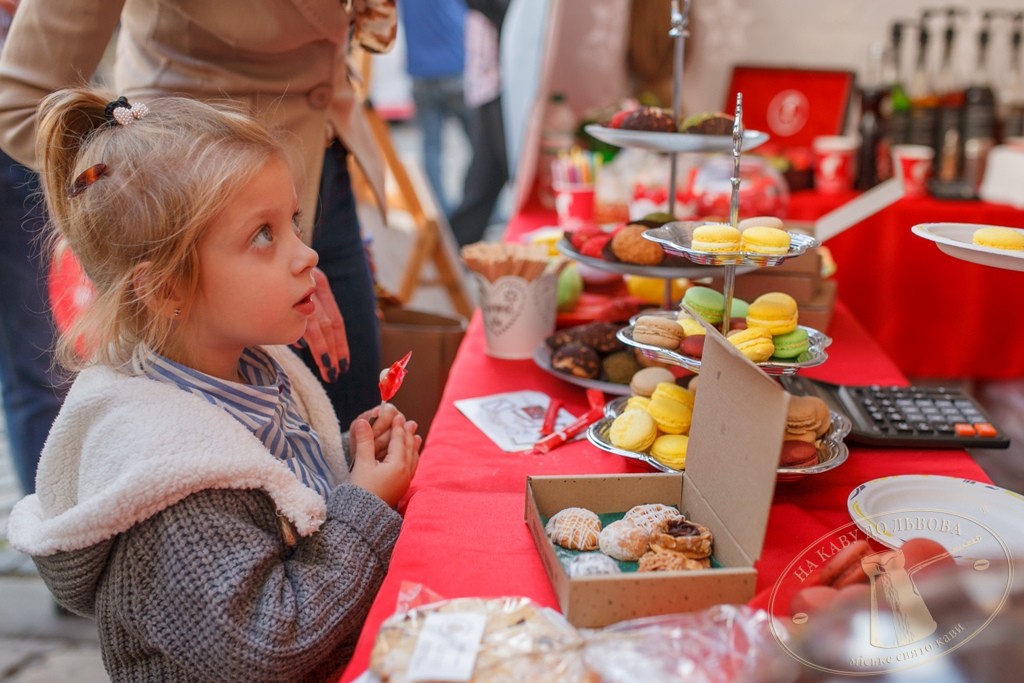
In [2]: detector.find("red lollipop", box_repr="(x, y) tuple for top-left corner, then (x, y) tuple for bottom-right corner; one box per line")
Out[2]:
(379, 351), (412, 403)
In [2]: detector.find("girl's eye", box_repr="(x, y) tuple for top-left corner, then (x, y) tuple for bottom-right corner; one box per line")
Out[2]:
(292, 212), (303, 239)
(252, 225), (274, 248)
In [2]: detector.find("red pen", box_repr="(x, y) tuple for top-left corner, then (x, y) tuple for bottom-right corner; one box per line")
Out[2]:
(540, 399), (563, 436)
(529, 406), (604, 455)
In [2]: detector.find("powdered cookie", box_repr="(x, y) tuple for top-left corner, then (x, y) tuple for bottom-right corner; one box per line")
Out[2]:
(598, 520), (650, 561)
(567, 553), (622, 578)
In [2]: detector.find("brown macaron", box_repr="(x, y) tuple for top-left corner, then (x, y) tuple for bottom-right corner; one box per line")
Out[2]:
(629, 366), (676, 397)
(633, 315), (683, 349)
(610, 225), (665, 266)
(779, 440), (819, 468)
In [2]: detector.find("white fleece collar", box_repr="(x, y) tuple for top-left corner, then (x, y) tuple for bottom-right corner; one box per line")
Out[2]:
(7, 346), (347, 557)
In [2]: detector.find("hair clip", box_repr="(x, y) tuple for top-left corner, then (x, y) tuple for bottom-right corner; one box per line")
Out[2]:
(104, 96), (149, 127)
(68, 163), (108, 198)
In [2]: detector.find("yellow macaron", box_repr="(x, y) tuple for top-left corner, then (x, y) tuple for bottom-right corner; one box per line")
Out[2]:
(746, 292), (799, 335)
(677, 315), (706, 337)
(609, 409), (658, 452)
(972, 226), (1024, 251)
(691, 223), (742, 253)
(647, 397), (693, 435)
(741, 225), (791, 255)
(727, 327), (776, 362)
(650, 381), (695, 409)
(625, 395), (652, 412)
(650, 434), (689, 470)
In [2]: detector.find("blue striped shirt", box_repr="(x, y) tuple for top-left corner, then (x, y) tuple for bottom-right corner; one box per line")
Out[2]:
(134, 347), (335, 500)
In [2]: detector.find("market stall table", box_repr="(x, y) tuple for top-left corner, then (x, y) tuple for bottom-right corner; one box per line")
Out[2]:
(788, 189), (1024, 379)
(338, 295), (991, 681)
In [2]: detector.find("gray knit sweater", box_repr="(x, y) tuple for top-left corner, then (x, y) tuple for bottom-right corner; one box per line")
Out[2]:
(7, 346), (402, 682)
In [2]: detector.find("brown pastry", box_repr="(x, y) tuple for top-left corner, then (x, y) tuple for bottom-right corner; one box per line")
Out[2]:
(623, 503), (684, 533)
(650, 518), (713, 559)
(638, 546), (711, 572)
(575, 321), (623, 354)
(598, 520), (650, 561)
(632, 315), (683, 349)
(545, 507), (601, 551)
(610, 225), (665, 266)
(550, 341), (600, 379)
(620, 106), (677, 132)
(679, 112), (734, 135)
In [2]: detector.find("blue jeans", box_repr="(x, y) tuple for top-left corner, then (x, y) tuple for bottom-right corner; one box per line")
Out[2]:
(411, 75), (470, 217)
(0, 151), (68, 494)
(296, 140), (381, 429)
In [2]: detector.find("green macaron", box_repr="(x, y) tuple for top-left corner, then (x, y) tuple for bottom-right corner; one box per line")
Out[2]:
(771, 327), (810, 359)
(681, 286), (725, 324)
(728, 297), (749, 318)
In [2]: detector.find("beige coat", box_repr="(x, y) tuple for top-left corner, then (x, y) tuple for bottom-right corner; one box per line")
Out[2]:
(0, 0), (386, 234)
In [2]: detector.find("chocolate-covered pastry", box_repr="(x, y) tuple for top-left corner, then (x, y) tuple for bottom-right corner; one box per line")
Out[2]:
(679, 112), (734, 135)
(620, 106), (677, 132)
(576, 321), (623, 354)
(550, 341), (600, 379)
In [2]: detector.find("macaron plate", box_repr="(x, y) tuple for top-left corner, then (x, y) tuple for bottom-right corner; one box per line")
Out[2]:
(617, 321), (831, 375)
(643, 221), (820, 267)
(584, 124), (769, 154)
(587, 396), (850, 480)
(911, 222), (1024, 272)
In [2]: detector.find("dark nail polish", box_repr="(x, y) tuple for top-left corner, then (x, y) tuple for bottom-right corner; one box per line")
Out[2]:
(320, 352), (332, 368)
(327, 367), (338, 383)
(294, 338), (307, 349)
(339, 357), (349, 374)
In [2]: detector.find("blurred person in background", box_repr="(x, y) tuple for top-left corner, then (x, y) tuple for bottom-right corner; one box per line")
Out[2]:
(0, 0), (68, 495)
(449, 0), (511, 246)
(0, 0), (396, 452)
(399, 0), (470, 217)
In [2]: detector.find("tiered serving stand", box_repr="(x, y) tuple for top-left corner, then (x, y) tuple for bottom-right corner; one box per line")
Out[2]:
(567, 1), (844, 479)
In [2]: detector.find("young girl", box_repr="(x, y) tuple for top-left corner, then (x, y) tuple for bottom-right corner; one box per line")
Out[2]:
(7, 89), (421, 681)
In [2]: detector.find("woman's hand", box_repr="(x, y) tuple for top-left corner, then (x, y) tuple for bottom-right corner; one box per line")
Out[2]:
(348, 412), (421, 507)
(297, 267), (350, 383)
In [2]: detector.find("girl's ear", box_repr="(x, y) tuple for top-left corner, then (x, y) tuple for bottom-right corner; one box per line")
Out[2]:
(131, 261), (184, 319)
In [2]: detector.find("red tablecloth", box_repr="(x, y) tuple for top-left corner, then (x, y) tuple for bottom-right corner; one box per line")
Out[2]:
(788, 190), (1024, 380)
(337, 207), (992, 682)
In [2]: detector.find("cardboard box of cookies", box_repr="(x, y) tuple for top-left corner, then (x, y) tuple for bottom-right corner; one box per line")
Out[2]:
(525, 329), (789, 628)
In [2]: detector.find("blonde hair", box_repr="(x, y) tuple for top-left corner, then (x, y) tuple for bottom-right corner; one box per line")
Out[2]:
(37, 89), (286, 371)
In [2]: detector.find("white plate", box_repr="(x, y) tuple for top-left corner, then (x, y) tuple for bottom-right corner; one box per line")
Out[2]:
(585, 124), (769, 154)
(532, 342), (632, 396)
(848, 475), (1024, 562)
(589, 397), (850, 479)
(911, 222), (1024, 272)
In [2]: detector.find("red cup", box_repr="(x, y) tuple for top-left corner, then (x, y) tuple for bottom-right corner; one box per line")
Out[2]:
(812, 135), (858, 194)
(553, 183), (595, 228)
(892, 144), (935, 198)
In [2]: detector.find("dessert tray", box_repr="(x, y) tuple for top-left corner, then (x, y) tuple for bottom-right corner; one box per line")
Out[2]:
(555, 238), (757, 280)
(533, 342), (633, 397)
(643, 221), (820, 267)
(584, 124), (769, 154)
(617, 321), (831, 375)
(588, 396), (850, 481)
(848, 474), (1024, 562)
(910, 222), (1024, 272)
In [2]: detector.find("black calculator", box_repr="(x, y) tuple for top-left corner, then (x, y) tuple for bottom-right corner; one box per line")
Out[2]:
(778, 376), (1011, 449)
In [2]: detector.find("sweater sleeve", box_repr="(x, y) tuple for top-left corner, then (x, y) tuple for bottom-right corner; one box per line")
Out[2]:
(105, 485), (401, 681)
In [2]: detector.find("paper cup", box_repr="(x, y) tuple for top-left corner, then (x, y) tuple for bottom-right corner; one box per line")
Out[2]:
(553, 183), (595, 228)
(892, 144), (934, 198)
(474, 272), (557, 359)
(812, 135), (858, 194)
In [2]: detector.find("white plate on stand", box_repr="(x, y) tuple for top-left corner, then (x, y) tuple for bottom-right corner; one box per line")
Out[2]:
(585, 124), (769, 154)
(911, 223), (1024, 272)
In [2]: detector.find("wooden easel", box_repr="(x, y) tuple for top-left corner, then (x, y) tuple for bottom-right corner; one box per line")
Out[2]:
(349, 49), (474, 318)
